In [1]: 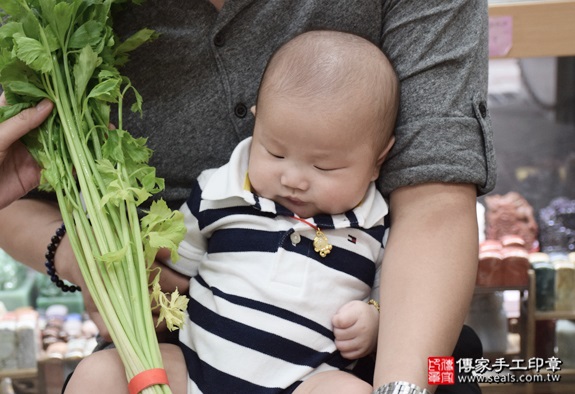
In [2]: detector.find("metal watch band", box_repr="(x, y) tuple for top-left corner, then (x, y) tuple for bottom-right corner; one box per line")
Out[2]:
(372, 381), (432, 394)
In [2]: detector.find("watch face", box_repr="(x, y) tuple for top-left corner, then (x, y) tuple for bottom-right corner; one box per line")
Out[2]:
(373, 382), (430, 394)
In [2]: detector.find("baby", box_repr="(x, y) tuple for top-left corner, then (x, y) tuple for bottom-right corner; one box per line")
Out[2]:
(65, 30), (399, 394)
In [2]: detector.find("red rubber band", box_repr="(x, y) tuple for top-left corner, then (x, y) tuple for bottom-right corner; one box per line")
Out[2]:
(128, 368), (169, 394)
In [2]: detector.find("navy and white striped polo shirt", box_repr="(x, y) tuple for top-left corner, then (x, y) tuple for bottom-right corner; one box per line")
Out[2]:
(173, 138), (389, 393)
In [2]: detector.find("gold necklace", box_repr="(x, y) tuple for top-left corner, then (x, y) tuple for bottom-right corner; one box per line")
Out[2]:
(292, 217), (332, 257)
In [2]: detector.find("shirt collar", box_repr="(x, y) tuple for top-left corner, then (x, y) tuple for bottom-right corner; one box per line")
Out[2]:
(201, 137), (254, 203)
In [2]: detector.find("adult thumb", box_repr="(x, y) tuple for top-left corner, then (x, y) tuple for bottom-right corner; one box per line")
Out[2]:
(0, 98), (53, 146)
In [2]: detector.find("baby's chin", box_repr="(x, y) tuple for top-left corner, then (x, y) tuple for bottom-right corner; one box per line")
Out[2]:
(287, 202), (339, 219)
(291, 208), (320, 219)
(278, 199), (320, 219)
(293, 205), (355, 219)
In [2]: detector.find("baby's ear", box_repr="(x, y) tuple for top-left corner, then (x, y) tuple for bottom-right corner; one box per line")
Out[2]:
(372, 136), (395, 181)
(377, 135), (395, 166)
(250, 105), (256, 116)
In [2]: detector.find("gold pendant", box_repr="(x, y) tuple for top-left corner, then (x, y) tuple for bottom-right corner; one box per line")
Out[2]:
(313, 228), (332, 257)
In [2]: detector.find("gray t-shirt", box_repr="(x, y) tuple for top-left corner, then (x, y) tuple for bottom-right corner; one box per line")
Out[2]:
(112, 0), (496, 208)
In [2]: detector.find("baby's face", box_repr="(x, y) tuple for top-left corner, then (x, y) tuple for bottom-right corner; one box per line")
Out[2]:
(248, 97), (383, 218)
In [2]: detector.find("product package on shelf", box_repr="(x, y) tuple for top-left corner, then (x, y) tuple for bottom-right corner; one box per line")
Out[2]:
(40, 305), (98, 357)
(556, 319), (575, 369)
(465, 291), (509, 354)
(477, 192), (539, 287)
(36, 305), (99, 394)
(477, 235), (531, 287)
(477, 240), (504, 286)
(528, 251), (575, 312)
(530, 252), (556, 311)
(0, 311), (18, 371)
(0, 307), (41, 372)
(553, 254), (575, 311)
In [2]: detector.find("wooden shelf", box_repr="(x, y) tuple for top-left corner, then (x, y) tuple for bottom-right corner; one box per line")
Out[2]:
(534, 311), (575, 320)
(526, 270), (575, 378)
(0, 368), (37, 380)
(475, 285), (528, 293)
(489, 0), (575, 58)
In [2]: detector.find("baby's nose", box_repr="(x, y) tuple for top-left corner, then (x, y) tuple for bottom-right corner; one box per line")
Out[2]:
(280, 169), (309, 191)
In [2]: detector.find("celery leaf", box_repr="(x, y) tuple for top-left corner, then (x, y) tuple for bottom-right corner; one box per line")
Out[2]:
(74, 45), (101, 102)
(14, 35), (52, 73)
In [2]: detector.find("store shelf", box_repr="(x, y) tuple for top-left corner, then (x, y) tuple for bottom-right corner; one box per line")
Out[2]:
(489, 0), (575, 58)
(526, 270), (575, 378)
(475, 285), (528, 294)
(474, 268), (575, 366)
(534, 310), (575, 320)
(0, 368), (36, 380)
(473, 283), (530, 359)
(526, 269), (575, 329)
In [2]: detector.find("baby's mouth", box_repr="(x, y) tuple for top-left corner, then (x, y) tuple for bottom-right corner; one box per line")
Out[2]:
(285, 196), (305, 206)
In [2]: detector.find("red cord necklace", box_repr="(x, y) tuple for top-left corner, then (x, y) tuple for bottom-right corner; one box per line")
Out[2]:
(292, 216), (332, 257)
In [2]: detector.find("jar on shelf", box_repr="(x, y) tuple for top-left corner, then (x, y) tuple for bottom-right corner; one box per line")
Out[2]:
(550, 253), (575, 311)
(556, 319), (575, 368)
(529, 252), (555, 311)
(465, 292), (509, 354)
(501, 235), (530, 286)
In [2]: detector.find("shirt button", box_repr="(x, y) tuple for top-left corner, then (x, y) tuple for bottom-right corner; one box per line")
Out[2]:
(479, 102), (488, 118)
(214, 33), (225, 47)
(234, 103), (248, 118)
(290, 232), (301, 245)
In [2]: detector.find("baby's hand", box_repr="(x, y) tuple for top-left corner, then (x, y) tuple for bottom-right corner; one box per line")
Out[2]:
(331, 300), (379, 360)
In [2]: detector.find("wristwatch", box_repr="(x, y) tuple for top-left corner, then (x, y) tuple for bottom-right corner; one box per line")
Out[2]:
(372, 381), (432, 394)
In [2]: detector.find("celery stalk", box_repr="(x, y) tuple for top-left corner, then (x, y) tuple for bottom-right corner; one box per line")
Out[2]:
(0, 1), (188, 392)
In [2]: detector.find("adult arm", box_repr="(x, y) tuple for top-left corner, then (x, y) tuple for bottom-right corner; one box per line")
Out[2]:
(0, 198), (189, 340)
(0, 92), (61, 271)
(374, 0), (495, 391)
(0, 197), (110, 334)
(0, 199), (65, 273)
(374, 183), (478, 391)
(0, 93), (97, 325)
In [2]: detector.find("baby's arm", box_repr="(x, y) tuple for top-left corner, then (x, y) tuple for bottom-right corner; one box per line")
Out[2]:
(165, 184), (209, 278)
(332, 299), (379, 360)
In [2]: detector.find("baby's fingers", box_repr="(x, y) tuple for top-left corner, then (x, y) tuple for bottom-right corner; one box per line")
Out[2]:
(332, 301), (362, 329)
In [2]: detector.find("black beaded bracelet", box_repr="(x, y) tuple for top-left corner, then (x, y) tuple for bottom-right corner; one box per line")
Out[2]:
(44, 223), (81, 293)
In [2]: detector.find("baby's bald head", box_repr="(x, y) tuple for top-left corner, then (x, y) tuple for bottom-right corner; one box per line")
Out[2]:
(257, 30), (399, 153)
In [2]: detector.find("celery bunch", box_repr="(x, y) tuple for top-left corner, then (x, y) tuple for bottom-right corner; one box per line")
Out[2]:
(0, 1), (187, 392)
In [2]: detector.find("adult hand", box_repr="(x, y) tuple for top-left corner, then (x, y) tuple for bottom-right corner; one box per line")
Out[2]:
(332, 300), (379, 360)
(0, 93), (53, 209)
